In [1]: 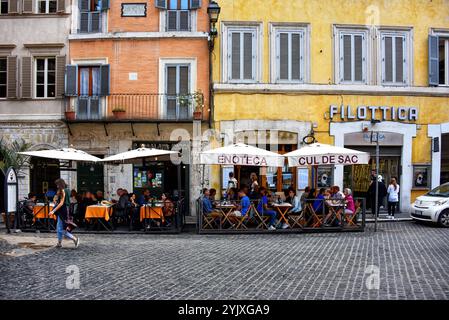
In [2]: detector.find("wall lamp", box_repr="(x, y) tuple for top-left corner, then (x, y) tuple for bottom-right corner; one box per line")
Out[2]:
(207, 1), (221, 50)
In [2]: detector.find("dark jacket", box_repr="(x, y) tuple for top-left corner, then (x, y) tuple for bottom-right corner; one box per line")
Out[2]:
(368, 181), (387, 201)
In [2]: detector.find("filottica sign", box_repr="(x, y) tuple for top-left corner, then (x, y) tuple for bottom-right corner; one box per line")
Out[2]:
(329, 105), (419, 121)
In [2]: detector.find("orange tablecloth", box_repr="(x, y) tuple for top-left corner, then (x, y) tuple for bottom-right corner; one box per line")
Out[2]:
(33, 205), (55, 221)
(140, 206), (164, 222)
(85, 205), (113, 222)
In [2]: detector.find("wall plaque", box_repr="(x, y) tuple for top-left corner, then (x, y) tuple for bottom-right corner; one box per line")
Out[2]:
(121, 3), (147, 17)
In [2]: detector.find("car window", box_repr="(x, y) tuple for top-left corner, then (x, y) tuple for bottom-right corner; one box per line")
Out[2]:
(427, 183), (449, 197)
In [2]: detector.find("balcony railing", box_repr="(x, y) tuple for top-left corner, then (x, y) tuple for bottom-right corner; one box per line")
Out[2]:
(66, 94), (203, 121)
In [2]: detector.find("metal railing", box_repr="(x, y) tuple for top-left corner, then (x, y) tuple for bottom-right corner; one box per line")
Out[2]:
(197, 197), (366, 234)
(66, 94), (202, 121)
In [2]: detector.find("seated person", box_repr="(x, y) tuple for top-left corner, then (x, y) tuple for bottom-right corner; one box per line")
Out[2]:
(96, 190), (104, 202)
(202, 189), (220, 215)
(300, 187), (311, 209)
(232, 189), (251, 218)
(25, 192), (37, 216)
(343, 188), (356, 214)
(137, 189), (151, 206)
(161, 193), (175, 227)
(209, 188), (218, 207)
(313, 188), (326, 213)
(257, 187), (279, 230)
(288, 189), (302, 214)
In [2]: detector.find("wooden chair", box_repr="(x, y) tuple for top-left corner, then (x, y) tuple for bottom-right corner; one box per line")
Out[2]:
(345, 205), (361, 227)
(202, 211), (221, 229)
(288, 211), (304, 228)
(304, 203), (323, 228)
(252, 204), (270, 229)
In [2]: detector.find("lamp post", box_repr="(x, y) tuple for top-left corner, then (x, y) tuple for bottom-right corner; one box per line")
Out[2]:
(207, 1), (221, 50)
(370, 119), (381, 232)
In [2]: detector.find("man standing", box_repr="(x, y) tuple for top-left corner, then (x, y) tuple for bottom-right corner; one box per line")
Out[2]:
(368, 175), (387, 217)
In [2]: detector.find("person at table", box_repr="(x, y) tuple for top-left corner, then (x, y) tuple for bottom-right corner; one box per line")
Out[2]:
(233, 189), (251, 218)
(202, 189), (221, 225)
(161, 193), (175, 227)
(343, 188), (355, 214)
(288, 188), (301, 214)
(49, 179), (79, 248)
(25, 192), (37, 212)
(300, 187), (311, 210)
(313, 188), (326, 214)
(209, 188), (218, 207)
(137, 189), (151, 206)
(96, 190), (104, 202)
(128, 193), (141, 230)
(257, 187), (279, 230)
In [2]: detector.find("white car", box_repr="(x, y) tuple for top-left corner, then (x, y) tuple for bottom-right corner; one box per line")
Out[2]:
(411, 182), (449, 227)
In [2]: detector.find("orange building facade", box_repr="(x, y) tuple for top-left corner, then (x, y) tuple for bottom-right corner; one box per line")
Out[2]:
(66, 0), (212, 211)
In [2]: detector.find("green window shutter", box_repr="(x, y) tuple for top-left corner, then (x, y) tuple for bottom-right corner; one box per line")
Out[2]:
(6, 56), (17, 99)
(99, 64), (110, 96)
(65, 65), (78, 96)
(21, 57), (32, 99)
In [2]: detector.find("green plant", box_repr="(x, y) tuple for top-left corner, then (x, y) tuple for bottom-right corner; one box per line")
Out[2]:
(112, 107), (126, 112)
(0, 138), (31, 176)
(178, 89), (205, 111)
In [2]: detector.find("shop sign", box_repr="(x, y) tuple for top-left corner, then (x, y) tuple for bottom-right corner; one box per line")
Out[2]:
(345, 132), (404, 146)
(329, 105), (419, 121)
(294, 154), (370, 166)
(217, 154), (268, 166)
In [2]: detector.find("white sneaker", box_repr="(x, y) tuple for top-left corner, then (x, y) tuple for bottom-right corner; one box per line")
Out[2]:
(281, 223), (289, 229)
(74, 237), (80, 248)
(268, 225), (276, 231)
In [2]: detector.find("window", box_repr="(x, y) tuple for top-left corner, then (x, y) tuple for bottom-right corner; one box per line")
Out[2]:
(78, 0), (109, 33)
(380, 32), (409, 85)
(1, 0), (8, 14)
(166, 0), (190, 31)
(338, 31), (367, 84)
(37, 0), (56, 13)
(0, 58), (6, 98)
(78, 66), (101, 119)
(227, 28), (257, 82)
(35, 57), (55, 98)
(166, 64), (190, 120)
(274, 28), (306, 83)
(439, 38), (449, 85)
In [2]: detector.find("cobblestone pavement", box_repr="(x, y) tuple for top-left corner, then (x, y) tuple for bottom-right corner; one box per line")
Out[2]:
(1, 221), (449, 300)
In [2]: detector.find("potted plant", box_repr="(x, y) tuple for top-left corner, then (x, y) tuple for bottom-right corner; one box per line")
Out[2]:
(64, 108), (76, 120)
(112, 107), (126, 119)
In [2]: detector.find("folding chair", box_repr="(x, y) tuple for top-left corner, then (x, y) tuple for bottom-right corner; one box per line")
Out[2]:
(288, 211), (305, 228)
(252, 205), (270, 229)
(233, 209), (252, 230)
(304, 203), (323, 228)
(202, 212), (220, 229)
(345, 206), (361, 227)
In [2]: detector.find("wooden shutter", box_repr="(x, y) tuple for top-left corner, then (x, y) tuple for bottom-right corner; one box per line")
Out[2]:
(279, 33), (288, 80)
(22, 0), (33, 13)
(354, 35), (363, 82)
(395, 36), (404, 83)
(65, 65), (77, 96)
(55, 56), (65, 97)
(99, 64), (110, 96)
(343, 35), (351, 81)
(243, 32), (254, 80)
(179, 11), (189, 31)
(100, 0), (109, 11)
(155, 0), (167, 9)
(79, 0), (88, 11)
(21, 57), (32, 99)
(190, 0), (201, 9)
(167, 10), (177, 31)
(384, 36), (393, 82)
(57, 0), (65, 13)
(291, 33), (301, 81)
(231, 32), (240, 80)
(8, 0), (18, 13)
(6, 56), (17, 99)
(428, 35), (439, 86)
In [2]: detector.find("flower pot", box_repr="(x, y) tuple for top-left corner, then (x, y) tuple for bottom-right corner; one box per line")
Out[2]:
(193, 111), (202, 120)
(113, 111), (126, 120)
(65, 111), (76, 120)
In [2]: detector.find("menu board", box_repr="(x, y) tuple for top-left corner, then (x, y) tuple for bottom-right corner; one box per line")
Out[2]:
(297, 168), (309, 190)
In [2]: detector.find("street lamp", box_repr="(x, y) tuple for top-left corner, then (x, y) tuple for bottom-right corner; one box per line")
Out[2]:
(207, 1), (221, 49)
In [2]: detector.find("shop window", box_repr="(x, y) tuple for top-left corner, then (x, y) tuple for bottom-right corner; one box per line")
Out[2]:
(336, 28), (368, 84)
(0, 58), (6, 98)
(273, 27), (306, 83)
(35, 57), (56, 98)
(380, 31), (410, 85)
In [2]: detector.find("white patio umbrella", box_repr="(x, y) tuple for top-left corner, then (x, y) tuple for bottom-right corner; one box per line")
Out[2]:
(100, 147), (179, 163)
(200, 143), (285, 167)
(18, 147), (101, 162)
(284, 143), (370, 167)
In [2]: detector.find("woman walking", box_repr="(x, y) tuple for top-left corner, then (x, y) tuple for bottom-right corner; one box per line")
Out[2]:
(50, 179), (80, 248)
(387, 178), (400, 220)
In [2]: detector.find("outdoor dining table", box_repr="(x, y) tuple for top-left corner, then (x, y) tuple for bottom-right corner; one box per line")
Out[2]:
(215, 203), (236, 228)
(140, 205), (165, 223)
(272, 203), (292, 226)
(32, 203), (55, 222)
(85, 205), (113, 222)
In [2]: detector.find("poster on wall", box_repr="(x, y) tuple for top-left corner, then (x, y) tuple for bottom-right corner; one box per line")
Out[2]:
(297, 168), (309, 190)
(413, 165), (430, 188)
(317, 167), (333, 188)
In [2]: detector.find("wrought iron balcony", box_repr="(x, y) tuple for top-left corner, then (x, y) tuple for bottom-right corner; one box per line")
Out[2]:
(65, 93), (204, 122)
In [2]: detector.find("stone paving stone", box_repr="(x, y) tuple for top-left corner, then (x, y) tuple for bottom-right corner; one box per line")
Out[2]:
(0, 222), (448, 300)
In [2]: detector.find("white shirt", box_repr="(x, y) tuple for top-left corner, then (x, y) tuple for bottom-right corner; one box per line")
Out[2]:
(387, 184), (400, 202)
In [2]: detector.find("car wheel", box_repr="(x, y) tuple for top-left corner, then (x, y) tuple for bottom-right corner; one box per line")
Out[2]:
(438, 210), (449, 228)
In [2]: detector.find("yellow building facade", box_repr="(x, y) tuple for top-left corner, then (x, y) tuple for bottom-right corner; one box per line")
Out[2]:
(209, 0), (449, 212)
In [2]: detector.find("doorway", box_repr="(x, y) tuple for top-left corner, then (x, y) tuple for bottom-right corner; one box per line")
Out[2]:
(77, 161), (104, 194)
(30, 157), (60, 199)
